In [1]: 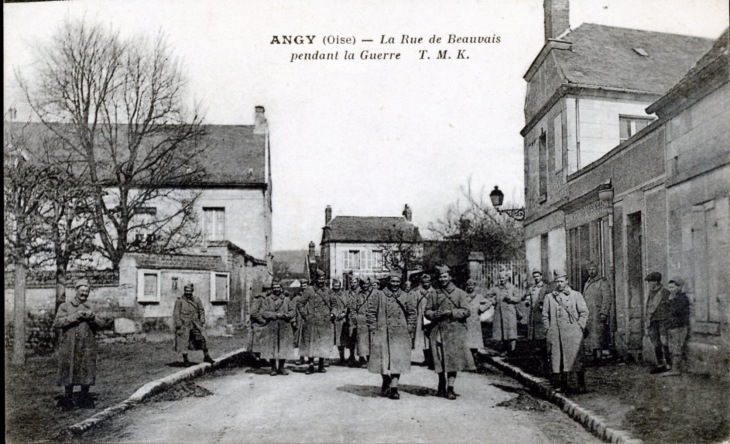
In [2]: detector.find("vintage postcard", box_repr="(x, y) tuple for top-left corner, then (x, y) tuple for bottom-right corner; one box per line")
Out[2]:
(4, 0), (729, 442)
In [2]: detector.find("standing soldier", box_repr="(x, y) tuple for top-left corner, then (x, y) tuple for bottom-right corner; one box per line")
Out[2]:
(52, 279), (109, 410)
(173, 284), (215, 366)
(367, 271), (417, 400)
(425, 265), (476, 400)
(524, 269), (550, 367)
(414, 274), (437, 367)
(343, 276), (360, 366)
(292, 279), (308, 365)
(350, 277), (374, 367)
(297, 270), (336, 374)
(331, 279), (349, 365)
(488, 270), (522, 356)
(250, 280), (296, 376)
(464, 279), (491, 360)
(583, 261), (612, 363)
(542, 269), (589, 393)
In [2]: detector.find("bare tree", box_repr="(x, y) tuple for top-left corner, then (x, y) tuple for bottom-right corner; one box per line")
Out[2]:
(18, 18), (207, 269)
(377, 226), (423, 282)
(4, 119), (54, 365)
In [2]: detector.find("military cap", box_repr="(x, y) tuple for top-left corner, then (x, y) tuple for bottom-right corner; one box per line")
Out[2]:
(271, 279), (281, 287)
(421, 274), (432, 282)
(75, 279), (90, 289)
(645, 271), (662, 282)
(184, 283), (194, 291)
(553, 269), (568, 279)
(498, 270), (511, 279)
(531, 268), (543, 276)
(586, 260), (598, 268)
(315, 269), (325, 278)
(388, 270), (402, 280)
(332, 279), (342, 287)
(466, 279), (476, 285)
(668, 277), (685, 287)
(435, 265), (451, 274)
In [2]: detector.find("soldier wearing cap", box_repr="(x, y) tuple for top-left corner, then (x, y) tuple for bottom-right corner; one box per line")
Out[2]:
(465, 279), (491, 359)
(52, 279), (109, 410)
(251, 280), (296, 376)
(342, 276), (360, 366)
(331, 279), (350, 365)
(173, 283), (214, 366)
(367, 270), (417, 400)
(413, 273), (437, 367)
(350, 277), (375, 367)
(425, 265), (476, 400)
(291, 279), (308, 365)
(524, 269), (550, 343)
(297, 269), (337, 374)
(542, 269), (589, 393)
(487, 270), (522, 356)
(583, 260), (613, 362)
(644, 272), (689, 374)
(662, 278), (690, 376)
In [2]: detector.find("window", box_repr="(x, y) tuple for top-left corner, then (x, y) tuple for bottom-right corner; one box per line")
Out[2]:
(171, 277), (178, 290)
(553, 114), (563, 172)
(203, 208), (225, 241)
(137, 270), (161, 303)
(619, 116), (654, 142)
(343, 250), (361, 270)
(540, 234), (549, 277)
(372, 250), (383, 270)
(538, 132), (548, 201)
(210, 273), (230, 302)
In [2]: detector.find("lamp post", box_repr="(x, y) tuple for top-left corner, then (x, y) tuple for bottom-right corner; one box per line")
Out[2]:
(489, 186), (526, 221)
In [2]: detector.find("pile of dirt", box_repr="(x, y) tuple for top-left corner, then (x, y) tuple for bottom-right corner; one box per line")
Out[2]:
(495, 393), (547, 412)
(148, 381), (213, 402)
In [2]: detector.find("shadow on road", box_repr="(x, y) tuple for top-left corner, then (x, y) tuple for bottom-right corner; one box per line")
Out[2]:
(336, 384), (438, 398)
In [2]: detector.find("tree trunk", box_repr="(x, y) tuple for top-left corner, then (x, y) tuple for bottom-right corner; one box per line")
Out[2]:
(55, 259), (67, 314)
(12, 258), (27, 366)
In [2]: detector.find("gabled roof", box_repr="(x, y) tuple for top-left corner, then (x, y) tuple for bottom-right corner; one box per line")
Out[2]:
(322, 216), (422, 244)
(550, 23), (714, 94)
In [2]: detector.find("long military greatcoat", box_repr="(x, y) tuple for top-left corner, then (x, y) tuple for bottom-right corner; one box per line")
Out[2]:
(173, 295), (207, 353)
(250, 293), (296, 360)
(425, 282), (476, 373)
(490, 283), (521, 341)
(542, 287), (589, 373)
(465, 291), (490, 349)
(331, 289), (350, 347)
(53, 298), (107, 386)
(525, 282), (550, 340)
(413, 285), (436, 350)
(297, 286), (336, 358)
(367, 288), (417, 375)
(350, 287), (375, 356)
(583, 276), (612, 350)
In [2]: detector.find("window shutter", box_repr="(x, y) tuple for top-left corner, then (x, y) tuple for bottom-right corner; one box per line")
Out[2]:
(143, 273), (158, 300)
(215, 274), (229, 301)
(216, 210), (225, 240)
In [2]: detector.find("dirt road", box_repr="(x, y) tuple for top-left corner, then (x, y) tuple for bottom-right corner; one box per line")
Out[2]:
(83, 364), (600, 443)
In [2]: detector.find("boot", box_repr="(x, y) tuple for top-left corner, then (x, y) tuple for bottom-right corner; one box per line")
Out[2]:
(78, 386), (95, 409)
(549, 374), (562, 392)
(305, 364), (314, 375)
(576, 371), (588, 394)
(57, 397), (75, 411)
(277, 360), (289, 376)
(446, 387), (457, 400)
(381, 376), (391, 396)
(182, 354), (191, 366)
(359, 356), (368, 368)
(317, 359), (327, 373)
(389, 388), (400, 400)
(436, 374), (446, 397)
(337, 348), (346, 366)
(203, 351), (215, 365)
(270, 360), (278, 376)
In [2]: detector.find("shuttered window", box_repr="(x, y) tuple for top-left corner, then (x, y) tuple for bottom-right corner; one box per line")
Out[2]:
(210, 273), (230, 302)
(203, 208), (225, 241)
(137, 270), (161, 303)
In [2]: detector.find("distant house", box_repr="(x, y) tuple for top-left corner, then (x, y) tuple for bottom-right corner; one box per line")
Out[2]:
(317, 205), (423, 286)
(523, 1), (728, 374)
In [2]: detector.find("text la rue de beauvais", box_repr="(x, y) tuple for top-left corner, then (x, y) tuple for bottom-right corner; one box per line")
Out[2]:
(271, 34), (501, 63)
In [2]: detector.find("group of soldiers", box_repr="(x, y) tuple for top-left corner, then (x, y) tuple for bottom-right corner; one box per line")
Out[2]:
(249, 266), (487, 400)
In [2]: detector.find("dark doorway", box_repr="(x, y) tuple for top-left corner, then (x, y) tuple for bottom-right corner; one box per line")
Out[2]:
(626, 212), (644, 353)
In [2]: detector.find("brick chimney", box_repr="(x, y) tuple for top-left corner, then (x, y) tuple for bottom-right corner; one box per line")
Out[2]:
(325, 205), (332, 224)
(253, 105), (269, 134)
(544, 0), (570, 41)
(308, 241), (315, 258)
(402, 204), (412, 222)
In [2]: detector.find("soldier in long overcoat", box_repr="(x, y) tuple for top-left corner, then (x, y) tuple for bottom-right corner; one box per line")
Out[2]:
(173, 284), (214, 366)
(582, 261), (612, 360)
(413, 274), (437, 367)
(350, 277), (375, 366)
(291, 279), (308, 364)
(297, 270), (336, 374)
(488, 270), (522, 355)
(465, 279), (491, 354)
(542, 269), (589, 393)
(524, 269), (550, 342)
(331, 279), (350, 365)
(250, 280), (296, 375)
(367, 272), (417, 400)
(425, 265), (476, 400)
(52, 279), (109, 410)
(342, 277), (359, 366)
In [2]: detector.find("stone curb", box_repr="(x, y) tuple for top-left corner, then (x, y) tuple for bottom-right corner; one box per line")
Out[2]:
(55, 347), (249, 440)
(480, 352), (643, 444)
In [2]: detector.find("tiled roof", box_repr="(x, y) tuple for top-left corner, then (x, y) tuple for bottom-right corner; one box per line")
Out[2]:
(323, 216), (422, 244)
(4, 122), (266, 187)
(128, 253), (227, 272)
(554, 24), (714, 94)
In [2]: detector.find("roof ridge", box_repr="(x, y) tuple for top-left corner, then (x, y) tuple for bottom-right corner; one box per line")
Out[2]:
(570, 22), (714, 41)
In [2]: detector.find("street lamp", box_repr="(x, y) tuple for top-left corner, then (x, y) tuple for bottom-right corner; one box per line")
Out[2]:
(489, 186), (526, 221)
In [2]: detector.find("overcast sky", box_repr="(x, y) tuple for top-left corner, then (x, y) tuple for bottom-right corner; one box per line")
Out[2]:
(5, 0), (728, 252)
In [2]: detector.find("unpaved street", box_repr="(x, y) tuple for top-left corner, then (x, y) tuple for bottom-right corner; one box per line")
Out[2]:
(84, 363), (599, 444)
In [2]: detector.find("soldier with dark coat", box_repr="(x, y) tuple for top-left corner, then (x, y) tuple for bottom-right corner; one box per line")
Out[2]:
(488, 270), (522, 355)
(350, 277), (375, 366)
(425, 265), (476, 400)
(414, 274), (437, 367)
(52, 279), (109, 410)
(250, 280), (296, 376)
(331, 279), (350, 365)
(342, 277), (359, 366)
(173, 284), (215, 366)
(524, 269), (550, 342)
(291, 279), (308, 365)
(297, 270), (336, 374)
(583, 261), (612, 360)
(542, 269), (589, 393)
(367, 272), (417, 400)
